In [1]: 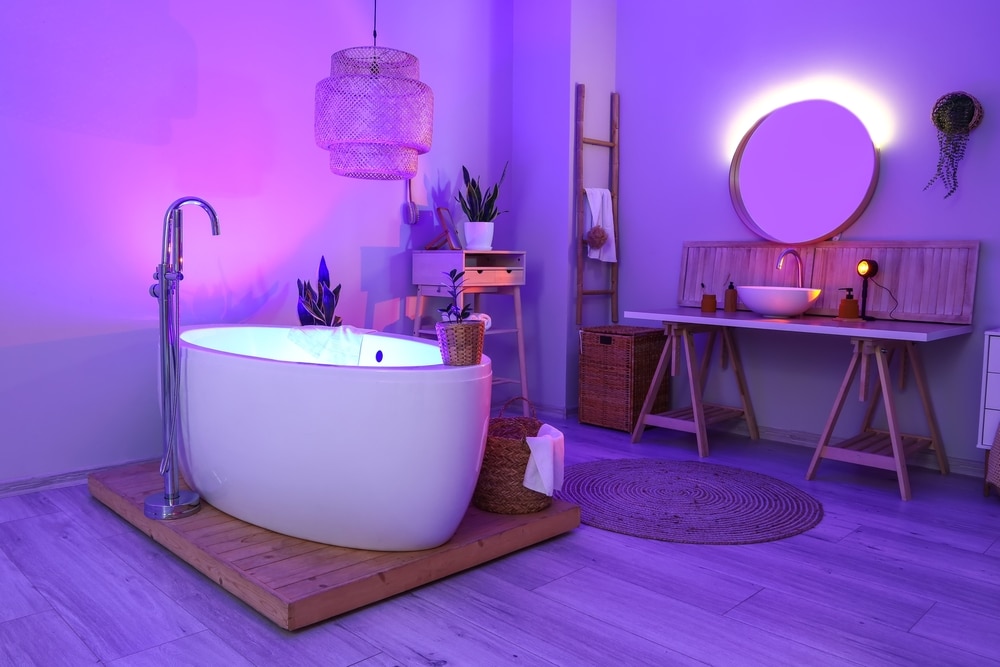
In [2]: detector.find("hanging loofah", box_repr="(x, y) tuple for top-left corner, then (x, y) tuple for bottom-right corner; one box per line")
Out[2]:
(585, 225), (608, 250)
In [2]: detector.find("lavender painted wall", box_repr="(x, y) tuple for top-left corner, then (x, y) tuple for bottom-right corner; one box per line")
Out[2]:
(2, 0), (994, 486)
(617, 0), (998, 471)
(0, 0), (515, 484)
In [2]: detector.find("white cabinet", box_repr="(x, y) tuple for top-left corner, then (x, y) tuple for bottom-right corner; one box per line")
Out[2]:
(977, 329), (1000, 449)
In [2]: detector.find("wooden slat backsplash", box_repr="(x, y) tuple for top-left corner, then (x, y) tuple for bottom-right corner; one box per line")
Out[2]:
(678, 241), (979, 324)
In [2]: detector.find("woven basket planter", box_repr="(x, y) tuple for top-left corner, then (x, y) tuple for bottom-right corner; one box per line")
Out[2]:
(434, 320), (485, 366)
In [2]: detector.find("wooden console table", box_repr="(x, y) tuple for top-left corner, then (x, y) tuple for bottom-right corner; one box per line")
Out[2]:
(412, 250), (529, 414)
(625, 309), (971, 500)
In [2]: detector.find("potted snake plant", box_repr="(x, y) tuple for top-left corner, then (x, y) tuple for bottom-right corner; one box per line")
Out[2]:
(457, 162), (508, 250)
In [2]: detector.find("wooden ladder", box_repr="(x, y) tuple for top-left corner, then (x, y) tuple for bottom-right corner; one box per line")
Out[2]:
(574, 83), (621, 325)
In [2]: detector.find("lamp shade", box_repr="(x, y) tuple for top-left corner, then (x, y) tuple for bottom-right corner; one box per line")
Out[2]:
(315, 46), (433, 180)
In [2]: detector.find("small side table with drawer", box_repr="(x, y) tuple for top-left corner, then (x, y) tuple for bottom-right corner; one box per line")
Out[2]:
(977, 328), (1000, 495)
(411, 250), (528, 414)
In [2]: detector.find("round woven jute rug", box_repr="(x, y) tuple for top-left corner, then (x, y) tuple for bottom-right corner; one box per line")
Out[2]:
(557, 458), (823, 545)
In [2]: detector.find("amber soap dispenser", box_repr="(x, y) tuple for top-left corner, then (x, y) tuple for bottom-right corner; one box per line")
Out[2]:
(724, 282), (738, 312)
(838, 287), (860, 319)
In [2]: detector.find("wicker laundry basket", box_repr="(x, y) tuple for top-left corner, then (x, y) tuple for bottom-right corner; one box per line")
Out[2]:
(579, 325), (670, 431)
(988, 425), (1000, 491)
(472, 398), (553, 514)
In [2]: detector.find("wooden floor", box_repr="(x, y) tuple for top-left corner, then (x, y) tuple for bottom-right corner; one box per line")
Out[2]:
(2, 416), (1000, 665)
(87, 461), (580, 630)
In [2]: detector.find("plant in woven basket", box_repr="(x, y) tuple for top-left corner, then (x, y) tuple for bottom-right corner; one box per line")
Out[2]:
(924, 92), (984, 199)
(434, 269), (484, 365)
(297, 256), (342, 326)
(437, 269), (473, 322)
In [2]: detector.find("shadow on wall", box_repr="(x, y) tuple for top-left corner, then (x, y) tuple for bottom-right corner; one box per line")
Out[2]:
(360, 247), (413, 334)
(181, 269), (284, 325)
(0, 1), (195, 144)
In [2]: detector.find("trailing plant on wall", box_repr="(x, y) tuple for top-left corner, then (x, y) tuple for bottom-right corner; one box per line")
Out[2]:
(297, 256), (342, 326)
(924, 91), (983, 199)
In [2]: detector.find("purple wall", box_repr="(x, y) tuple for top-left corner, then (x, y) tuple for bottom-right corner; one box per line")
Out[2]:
(0, 0), (515, 484)
(617, 0), (998, 471)
(1, 0), (994, 485)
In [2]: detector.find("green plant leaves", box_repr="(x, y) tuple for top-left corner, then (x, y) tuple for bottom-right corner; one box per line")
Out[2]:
(456, 162), (508, 221)
(297, 256), (342, 326)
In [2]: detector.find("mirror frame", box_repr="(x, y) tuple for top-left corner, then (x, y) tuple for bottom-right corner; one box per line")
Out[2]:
(730, 100), (880, 245)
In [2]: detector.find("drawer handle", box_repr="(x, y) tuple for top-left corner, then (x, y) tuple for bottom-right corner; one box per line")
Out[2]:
(506, 269), (512, 273)
(477, 269), (484, 274)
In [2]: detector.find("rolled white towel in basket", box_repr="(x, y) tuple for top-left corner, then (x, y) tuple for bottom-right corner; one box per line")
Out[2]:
(523, 424), (565, 495)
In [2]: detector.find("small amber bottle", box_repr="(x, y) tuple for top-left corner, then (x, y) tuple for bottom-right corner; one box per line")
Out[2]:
(724, 282), (738, 312)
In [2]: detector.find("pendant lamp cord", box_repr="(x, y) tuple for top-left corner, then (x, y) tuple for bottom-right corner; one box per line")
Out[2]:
(369, 0), (380, 75)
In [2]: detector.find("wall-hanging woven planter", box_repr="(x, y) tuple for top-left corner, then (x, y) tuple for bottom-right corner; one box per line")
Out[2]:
(924, 91), (983, 198)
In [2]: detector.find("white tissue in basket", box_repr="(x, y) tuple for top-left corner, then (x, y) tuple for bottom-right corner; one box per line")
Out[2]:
(440, 312), (492, 330)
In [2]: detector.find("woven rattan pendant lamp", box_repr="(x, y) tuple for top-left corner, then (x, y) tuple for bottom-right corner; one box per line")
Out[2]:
(314, 1), (433, 180)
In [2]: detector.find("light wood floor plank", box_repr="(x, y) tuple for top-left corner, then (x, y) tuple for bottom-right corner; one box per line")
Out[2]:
(536, 565), (844, 665)
(0, 491), (59, 524)
(909, 600), (1000, 661)
(0, 512), (205, 662)
(726, 586), (995, 666)
(841, 524), (1000, 583)
(0, 548), (51, 623)
(0, 610), (100, 665)
(337, 592), (559, 666)
(631, 536), (938, 630)
(106, 629), (254, 667)
(415, 565), (702, 665)
(173, 588), (381, 665)
(534, 525), (764, 615)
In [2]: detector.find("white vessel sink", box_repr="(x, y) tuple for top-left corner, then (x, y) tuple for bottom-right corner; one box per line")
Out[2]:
(737, 286), (821, 318)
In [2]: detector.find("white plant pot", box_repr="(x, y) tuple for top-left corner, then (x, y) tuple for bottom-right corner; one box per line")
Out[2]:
(464, 221), (494, 250)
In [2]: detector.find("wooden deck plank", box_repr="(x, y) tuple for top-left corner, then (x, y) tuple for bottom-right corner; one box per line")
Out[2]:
(87, 461), (579, 630)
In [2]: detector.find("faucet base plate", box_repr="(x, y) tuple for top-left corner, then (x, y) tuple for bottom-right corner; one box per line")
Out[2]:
(144, 490), (202, 520)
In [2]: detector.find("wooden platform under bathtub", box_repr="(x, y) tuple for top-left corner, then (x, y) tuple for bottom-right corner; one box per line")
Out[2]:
(88, 461), (580, 630)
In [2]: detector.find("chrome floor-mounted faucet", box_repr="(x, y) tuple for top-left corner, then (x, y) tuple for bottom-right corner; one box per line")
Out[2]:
(776, 248), (804, 288)
(144, 197), (220, 521)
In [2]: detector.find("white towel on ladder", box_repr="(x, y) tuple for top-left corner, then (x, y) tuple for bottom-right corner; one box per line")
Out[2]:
(584, 188), (617, 263)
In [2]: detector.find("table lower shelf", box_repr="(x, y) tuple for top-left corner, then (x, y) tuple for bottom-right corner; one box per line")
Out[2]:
(814, 430), (934, 471)
(640, 404), (746, 434)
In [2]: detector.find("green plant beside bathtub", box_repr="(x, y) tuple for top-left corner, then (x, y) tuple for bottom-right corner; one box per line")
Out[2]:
(437, 269), (472, 322)
(435, 269), (484, 365)
(297, 256), (342, 327)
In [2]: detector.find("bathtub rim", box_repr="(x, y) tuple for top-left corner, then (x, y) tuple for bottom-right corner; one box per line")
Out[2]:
(178, 323), (490, 371)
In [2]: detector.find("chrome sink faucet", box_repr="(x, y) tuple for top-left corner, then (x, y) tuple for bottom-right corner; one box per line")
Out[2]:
(776, 248), (803, 288)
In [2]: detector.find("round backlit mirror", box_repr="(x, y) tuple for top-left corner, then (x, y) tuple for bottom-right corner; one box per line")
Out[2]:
(730, 99), (879, 245)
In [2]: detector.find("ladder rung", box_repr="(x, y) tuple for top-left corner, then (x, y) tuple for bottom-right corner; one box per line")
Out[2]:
(582, 137), (614, 148)
(582, 289), (615, 296)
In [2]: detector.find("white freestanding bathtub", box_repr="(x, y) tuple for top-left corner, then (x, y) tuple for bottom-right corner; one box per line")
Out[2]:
(176, 325), (492, 551)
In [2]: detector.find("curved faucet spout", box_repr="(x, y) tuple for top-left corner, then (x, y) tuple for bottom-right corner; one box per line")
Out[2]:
(161, 197), (221, 270)
(776, 248), (804, 288)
